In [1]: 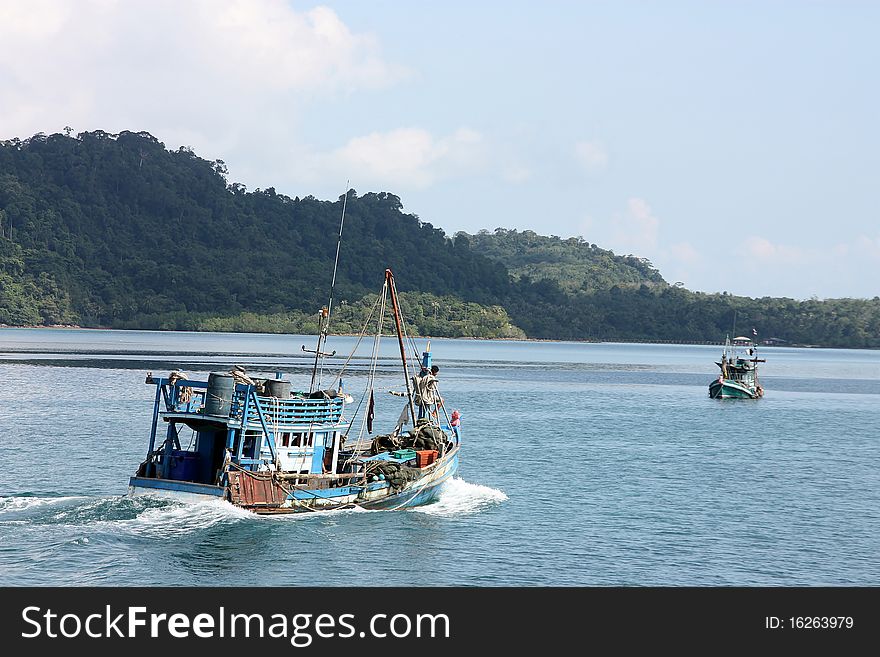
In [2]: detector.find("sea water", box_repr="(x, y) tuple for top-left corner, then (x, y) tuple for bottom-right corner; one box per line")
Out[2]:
(0, 329), (878, 586)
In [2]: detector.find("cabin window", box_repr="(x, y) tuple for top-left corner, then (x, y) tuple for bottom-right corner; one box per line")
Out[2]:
(290, 432), (313, 447)
(243, 430), (261, 454)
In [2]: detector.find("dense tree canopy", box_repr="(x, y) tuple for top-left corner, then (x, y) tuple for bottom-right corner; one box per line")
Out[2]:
(461, 228), (665, 293)
(1, 130), (878, 347)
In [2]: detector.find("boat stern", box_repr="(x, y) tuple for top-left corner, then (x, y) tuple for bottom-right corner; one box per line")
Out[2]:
(127, 476), (227, 503)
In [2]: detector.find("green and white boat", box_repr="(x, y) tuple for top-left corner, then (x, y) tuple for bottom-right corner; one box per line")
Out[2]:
(708, 335), (765, 399)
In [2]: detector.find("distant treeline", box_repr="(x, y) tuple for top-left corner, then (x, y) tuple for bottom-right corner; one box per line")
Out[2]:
(1, 130), (878, 347)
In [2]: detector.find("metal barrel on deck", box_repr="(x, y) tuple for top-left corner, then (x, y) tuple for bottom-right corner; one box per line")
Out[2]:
(265, 379), (291, 398)
(167, 449), (201, 481)
(205, 372), (235, 416)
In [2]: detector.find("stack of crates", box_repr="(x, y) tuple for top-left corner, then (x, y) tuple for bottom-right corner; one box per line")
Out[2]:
(415, 449), (439, 468)
(391, 449), (417, 464)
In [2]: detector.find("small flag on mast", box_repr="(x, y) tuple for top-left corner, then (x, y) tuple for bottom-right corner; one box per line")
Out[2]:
(395, 403), (410, 430)
(366, 390), (375, 434)
(752, 328), (758, 336)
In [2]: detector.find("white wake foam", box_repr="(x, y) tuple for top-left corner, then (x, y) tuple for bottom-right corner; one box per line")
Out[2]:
(1, 479), (508, 528)
(0, 494), (253, 536)
(259, 504), (371, 522)
(104, 498), (254, 537)
(412, 477), (507, 516)
(0, 495), (85, 515)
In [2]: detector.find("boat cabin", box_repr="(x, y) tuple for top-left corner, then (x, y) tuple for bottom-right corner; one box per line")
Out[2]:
(133, 372), (346, 495)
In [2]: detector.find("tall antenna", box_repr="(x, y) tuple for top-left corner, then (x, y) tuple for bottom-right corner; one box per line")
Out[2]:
(305, 182), (349, 392)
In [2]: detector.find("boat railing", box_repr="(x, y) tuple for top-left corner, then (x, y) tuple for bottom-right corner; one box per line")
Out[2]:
(147, 374), (344, 423)
(145, 375), (210, 414)
(230, 391), (344, 426)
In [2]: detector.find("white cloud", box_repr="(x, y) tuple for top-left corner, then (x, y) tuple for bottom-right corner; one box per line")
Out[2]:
(574, 198), (660, 256)
(681, 234), (880, 299)
(577, 206), (878, 299)
(831, 243), (849, 258)
(502, 164), (532, 184)
(0, 0), (71, 39)
(745, 237), (809, 264)
(656, 242), (703, 291)
(609, 197), (660, 253)
(0, 0), (407, 159)
(574, 140), (608, 173)
(669, 241), (700, 264)
(745, 233), (878, 269)
(306, 127), (487, 189)
(854, 234), (880, 259)
(198, 2), (403, 92)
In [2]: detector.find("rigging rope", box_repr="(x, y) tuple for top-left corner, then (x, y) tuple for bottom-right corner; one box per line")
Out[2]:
(341, 280), (389, 472)
(329, 288), (383, 390)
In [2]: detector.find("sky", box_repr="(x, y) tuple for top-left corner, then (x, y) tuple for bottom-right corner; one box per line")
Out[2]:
(1, 0), (878, 300)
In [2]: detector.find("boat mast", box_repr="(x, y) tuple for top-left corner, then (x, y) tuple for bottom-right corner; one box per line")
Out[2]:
(385, 268), (416, 426)
(730, 309), (738, 360)
(307, 185), (349, 393)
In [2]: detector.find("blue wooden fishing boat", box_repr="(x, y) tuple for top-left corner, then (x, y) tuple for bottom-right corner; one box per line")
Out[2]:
(708, 334), (765, 399)
(127, 268), (461, 513)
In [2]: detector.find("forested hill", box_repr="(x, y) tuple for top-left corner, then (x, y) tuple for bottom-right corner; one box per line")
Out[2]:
(0, 130), (511, 330)
(1, 130), (879, 347)
(459, 228), (666, 293)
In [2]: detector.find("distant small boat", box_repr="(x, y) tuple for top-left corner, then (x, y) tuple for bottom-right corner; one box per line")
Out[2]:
(708, 335), (765, 399)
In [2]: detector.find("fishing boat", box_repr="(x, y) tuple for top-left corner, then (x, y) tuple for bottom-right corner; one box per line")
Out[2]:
(708, 334), (765, 399)
(128, 186), (460, 513)
(127, 269), (460, 513)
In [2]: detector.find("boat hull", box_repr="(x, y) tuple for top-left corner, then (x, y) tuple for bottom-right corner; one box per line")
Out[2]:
(259, 449), (460, 514)
(126, 449), (459, 513)
(358, 450), (458, 511)
(708, 379), (762, 399)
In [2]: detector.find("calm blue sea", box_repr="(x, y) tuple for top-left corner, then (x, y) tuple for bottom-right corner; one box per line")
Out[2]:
(1, 328), (878, 586)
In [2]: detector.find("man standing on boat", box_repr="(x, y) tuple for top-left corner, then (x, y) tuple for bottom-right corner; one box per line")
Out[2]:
(413, 364), (443, 417)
